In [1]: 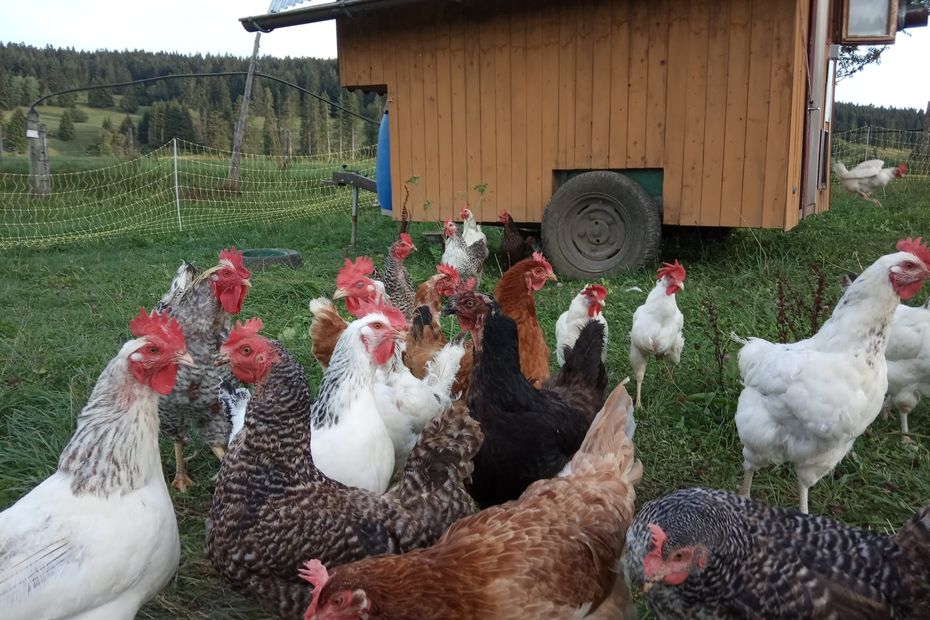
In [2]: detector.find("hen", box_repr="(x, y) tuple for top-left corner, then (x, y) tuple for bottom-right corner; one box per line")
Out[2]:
(310, 306), (407, 493)
(308, 257), (386, 369)
(445, 291), (607, 507)
(624, 487), (930, 619)
(302, 382), (641, 620)
(735, 238), (930, 513)
(0, 309), (192, 620)
(494, 252), (558, 386)
(497, 209), (537, 270)
(883, 298), (930, 442)
(374, 232), (417, 319)
(629, 260), (686, 407)
(459, 206), (486, 248)
(440, 219), (487, 286)
(206, 319), (482, 620)
(156, 247), (252, 491)
(834, 159), (907, 205)
(402, 263), (461, 379)
(556, 284), (609, 366)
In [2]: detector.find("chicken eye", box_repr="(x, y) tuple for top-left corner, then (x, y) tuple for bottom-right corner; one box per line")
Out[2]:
(332, 594), (345, 607)
(148, 346), (159, 354)
(464, 300), (474, 308)
(904, 261), (916, 269)
(241, 345), (252, 355)
(671, 551), (685, 562)
(355, 281), (364, 288)
(371, 322), (384, 330)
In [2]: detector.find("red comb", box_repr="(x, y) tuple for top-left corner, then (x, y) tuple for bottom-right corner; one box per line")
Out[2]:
(299, 559), (331, 620)
(657, 260), (687, 282)
(460, 276), (478, 293)
(498, 209), (510, 222)
(642, 523), (668, 579)
(223, 317), (265, 350)
(219, 247), (251, 278)
(898, 163), (909, 174)
(129, 307), (185, 351)
(437, 263), (461, 282)
(532, 251), (554, 273)
(399, 232), (414, 246)
(897, 237), (930, 266)
(336, 256), (376, 290)
(459, 206), (471, 219)
(584, 284), (608, 300)
(356, 300), (406, 331)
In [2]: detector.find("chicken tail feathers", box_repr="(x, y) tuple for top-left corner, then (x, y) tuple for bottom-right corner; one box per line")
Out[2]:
(729, 331), (749, 345)
(568, 380), (642, 485)
(896, 505), (930, 563)
(424, 339), (466, 392)
(308, 297), (335, 316)
(554, 320), (608, 394)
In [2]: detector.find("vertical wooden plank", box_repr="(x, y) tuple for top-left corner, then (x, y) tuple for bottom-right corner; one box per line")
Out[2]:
(450, 13), (469, 216)
(698, 0), (730, 226)
(540, 2), (561, 214)
(336, 20), (353, 85)
(435, 17), (454, 221)
(677, 0), (709, 226)
(494, 9), (513, 216)
(365, 16), (384, 87)
(421, 17), (441, 216)
(478, 12), (498, 209)
(510, 1), (529, 221)
(464, 13), (483, 210)
(590, 0), (612, 167)
(645, 0), (670, 167)
(608, 0), (630, 168)
(393, 25), (415, 215)
(740, 0), (775, 228)
(719, 0), (751, 228)
(784, 0), (807, 229)
(661, 1), (689, 224)
(385, 28), (404, 221)
(761, 0), (795, 229)
(524, 4), (544, 222)
(626, 0), (649, 167)
(557, 2), (576, 167)
(352, 17), (371, 88)
(574, 0), (595, 170)
(408, 27), (428, 211)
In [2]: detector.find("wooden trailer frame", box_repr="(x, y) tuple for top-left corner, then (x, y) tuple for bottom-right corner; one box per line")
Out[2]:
(241, 0), (920, 277)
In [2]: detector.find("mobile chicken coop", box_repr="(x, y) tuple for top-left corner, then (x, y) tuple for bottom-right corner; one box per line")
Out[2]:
(242, 0), (927, 277)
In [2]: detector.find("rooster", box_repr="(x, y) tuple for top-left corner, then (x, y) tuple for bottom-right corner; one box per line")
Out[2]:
(0, 308), (192, 620)
(440, 219), (487, 286)
(629, 260), (686, 407)
(497, 209), (537, 270)
(556, 284), (609, 367)
(374, 232), (417, 319)
(207, 318), (483, 620)
(734, 238), (930, 514)
(834, 159), (907, 206)
(156, 247), (252, 491)
(624, 487), (930, 618)
(444, 291), (607, 507)
(494, 251), (558, 386)
(302, 382), (641, 620)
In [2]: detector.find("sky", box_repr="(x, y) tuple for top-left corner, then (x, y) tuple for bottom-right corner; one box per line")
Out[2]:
(1, 0), (927, 112)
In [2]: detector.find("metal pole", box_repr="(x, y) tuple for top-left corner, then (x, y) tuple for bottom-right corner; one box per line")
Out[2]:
(173, 138), (182, 230)
(351, 185), (359, 253)
(865, 125), (871, 159)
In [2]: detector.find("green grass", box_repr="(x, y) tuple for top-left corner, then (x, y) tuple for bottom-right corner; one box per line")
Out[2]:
(1, 180), (929, 618)
(10, 104), (145, 158)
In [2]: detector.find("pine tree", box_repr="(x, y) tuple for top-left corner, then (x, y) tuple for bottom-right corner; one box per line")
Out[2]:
(57, 109), (75, 141)
(261, 86), (280, 155)
(69, 104), (88, 123)
(4, 108), (28, 153)
(102, 116), (113, 131)
(87, 87), (114, 108)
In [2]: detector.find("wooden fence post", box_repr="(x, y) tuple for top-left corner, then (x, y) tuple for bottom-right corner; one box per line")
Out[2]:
(27, 108), (51, 196)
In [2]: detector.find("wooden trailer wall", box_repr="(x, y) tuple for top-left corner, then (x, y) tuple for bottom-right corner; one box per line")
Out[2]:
(337, 0), (811, 229)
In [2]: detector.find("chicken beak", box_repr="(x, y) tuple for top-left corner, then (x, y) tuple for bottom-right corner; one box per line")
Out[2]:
(547, 272), (558, 282)
(441, 300), (457, 316)
(332, 287), (350, 301)
(176, 352), (196, 368)
(676, 280), (685, 291)
(214, 351), (230, 367)
(242, 278), (253, 288)
(642, 580), (656, 593)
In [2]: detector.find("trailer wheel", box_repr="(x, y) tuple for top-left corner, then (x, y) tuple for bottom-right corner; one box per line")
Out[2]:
(542, 171), (661, 278)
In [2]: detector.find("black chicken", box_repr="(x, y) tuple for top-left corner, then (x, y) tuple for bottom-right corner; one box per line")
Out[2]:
(497, 209), (538, 270)
(443, 291), (607, 507)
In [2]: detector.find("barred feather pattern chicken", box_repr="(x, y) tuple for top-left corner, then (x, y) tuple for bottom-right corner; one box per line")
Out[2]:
(623, 487), (930, 619)
(207, 339), (482, 620)
(375, 234), (416, 320)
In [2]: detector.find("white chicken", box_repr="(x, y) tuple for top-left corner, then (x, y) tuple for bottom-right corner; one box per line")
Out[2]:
(735, 238), (930, 514)
(0, 309), (192, 620)
(375, 336), (467, 475)
(834, 159), (907, 205)
(459, 206), (487, 248)
(629, 261), (686, 407)
(309, 305), (405, 493)
(884, 298), (930, 442)
(555, 283), (609, 366)
(441, 218), (488, 286)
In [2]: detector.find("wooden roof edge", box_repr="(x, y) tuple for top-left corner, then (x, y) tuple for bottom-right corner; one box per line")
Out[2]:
(240, 0), (434, 32)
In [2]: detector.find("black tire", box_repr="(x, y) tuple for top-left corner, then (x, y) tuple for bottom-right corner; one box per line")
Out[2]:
(541, 171), (661, 279)
(240, 248), (303, 271)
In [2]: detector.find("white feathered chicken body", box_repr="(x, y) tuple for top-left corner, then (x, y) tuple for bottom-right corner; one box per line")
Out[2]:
(736, 240), (930, 513)
(441, 219), (487, 285)
(555, 284), (609, 366)
(459, 207), (487, 248)
(629, 261), (686, 406)
(885, 299), (930, 438)
(834, 159), (907, 203)
(0, 312), (189, 620)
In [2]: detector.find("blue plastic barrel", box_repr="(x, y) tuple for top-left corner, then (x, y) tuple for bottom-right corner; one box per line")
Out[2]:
(376, 110), (392, 214)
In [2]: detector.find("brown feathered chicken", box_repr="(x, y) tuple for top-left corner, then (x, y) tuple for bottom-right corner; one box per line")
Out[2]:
(624, 488), (930, 619)
(308, 257), (386, 369)
(301, 382), (641, 620)
(494, 252), (558, 386)
(206, 319), (482, 620)
(497, 209), (537, 271)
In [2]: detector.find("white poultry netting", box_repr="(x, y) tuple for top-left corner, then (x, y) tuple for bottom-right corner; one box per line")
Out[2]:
(0, 139), (377, 250)
(832, 127), (930, 180)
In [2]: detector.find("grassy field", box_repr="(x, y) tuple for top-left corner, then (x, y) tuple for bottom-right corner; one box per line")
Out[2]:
(1, 181), (929, 618)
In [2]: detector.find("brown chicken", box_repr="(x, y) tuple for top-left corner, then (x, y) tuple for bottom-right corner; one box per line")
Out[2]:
(301, 382), (641, 620)
(494, 252), (557, 386)
(497, 209), (537, 270)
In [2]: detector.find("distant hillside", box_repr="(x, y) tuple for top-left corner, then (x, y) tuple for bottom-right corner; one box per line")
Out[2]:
(0, 42), (383, 156)
(833, 101), (926, 133)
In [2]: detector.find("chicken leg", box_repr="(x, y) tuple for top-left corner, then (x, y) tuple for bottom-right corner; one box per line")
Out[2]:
(798, 479), (810, 515)
(171, 440), (194, 492)
(630, 345), (647, 408)
(211, 445), (227, 460)
(738, 469), (754, 498)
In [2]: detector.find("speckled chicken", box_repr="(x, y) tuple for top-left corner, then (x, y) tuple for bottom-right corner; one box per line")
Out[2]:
(155, 248), (252, 491)
(373, 232), (417, 319)
(623, 487), (930, 619)
(440, 219), (487, 286)
(206, 319), (482, 620)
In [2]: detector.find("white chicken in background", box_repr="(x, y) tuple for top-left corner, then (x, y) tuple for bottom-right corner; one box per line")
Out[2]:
(734, 238), (930, 514)
(555, 284), (609, 366)
(629, 261), (686, 407)
(0, 309), (192, 620)
(834, 159), (907, 205)
(440, 219), (487, 286)
(375, 335), (467, 475)
(459, 206), (487, 248)
(884, 298), (930, 442)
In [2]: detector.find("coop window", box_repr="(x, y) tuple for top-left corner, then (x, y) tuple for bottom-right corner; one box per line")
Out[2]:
(838, 0), (898, 44)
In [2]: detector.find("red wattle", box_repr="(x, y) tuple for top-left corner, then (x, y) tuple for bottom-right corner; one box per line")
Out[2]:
(372, 339), (395, 365)
(149, 364), (179, 395)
